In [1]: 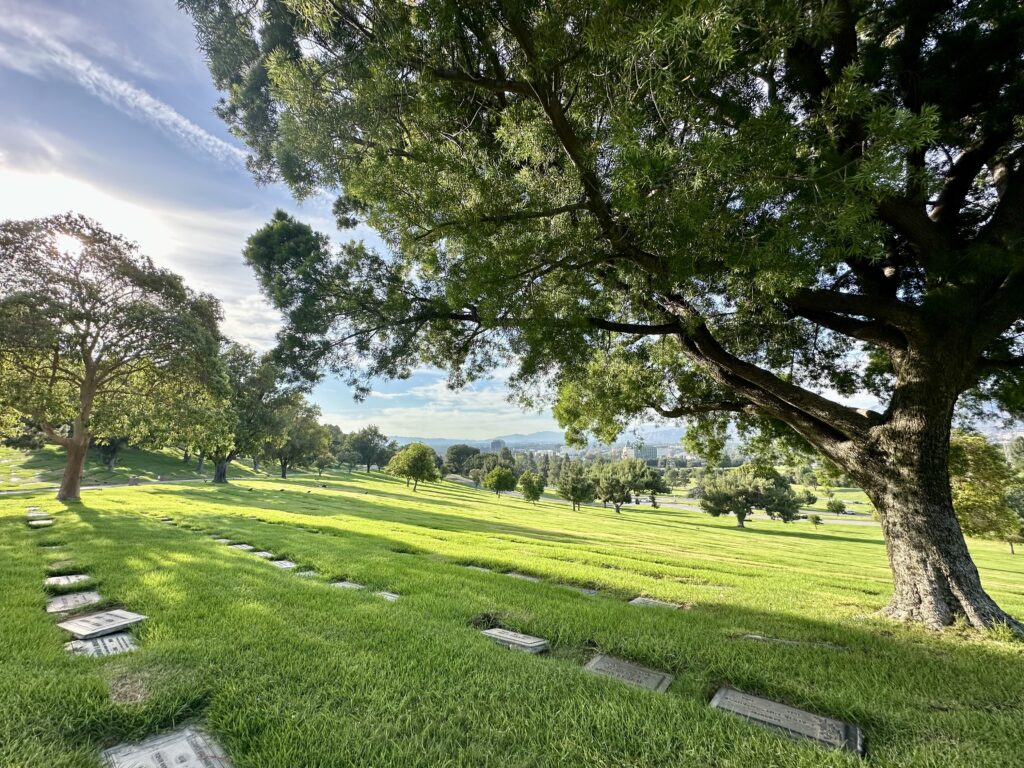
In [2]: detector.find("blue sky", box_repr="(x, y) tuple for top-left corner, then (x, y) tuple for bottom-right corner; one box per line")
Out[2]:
(0, 0), (561, 439)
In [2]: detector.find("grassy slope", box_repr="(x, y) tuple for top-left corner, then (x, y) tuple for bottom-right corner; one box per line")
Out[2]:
(0, 445), (264, 491)
(2, 470), (1022, 767)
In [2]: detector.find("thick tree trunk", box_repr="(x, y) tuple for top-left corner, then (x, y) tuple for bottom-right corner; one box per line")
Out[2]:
(213, 460), (229, 484)
(860, 453), (1023, 633)
(183, 449), (190, 464)
(281, 460), (288, 479)
(252, 457), (259, 471)
(196, 451), (205, 474)
(57, 438), (88, 502)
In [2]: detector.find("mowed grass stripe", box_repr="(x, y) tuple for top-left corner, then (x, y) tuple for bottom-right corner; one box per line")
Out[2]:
(2, 470), (1022, 766)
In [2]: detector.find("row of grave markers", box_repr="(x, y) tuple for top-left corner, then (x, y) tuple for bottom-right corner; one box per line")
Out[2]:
(29, 507), (228, 766)
(196, 517), (865, 756)
(29, 505), (865, 761)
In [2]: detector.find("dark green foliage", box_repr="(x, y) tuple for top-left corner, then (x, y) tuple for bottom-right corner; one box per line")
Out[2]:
(387, 443), (441, 490)
(349, 425), (397, 472)
(517, 470), (544, 503)
(701, 467), (800, 528)
(557, 461), (596, 511)
(444, 444), (480, 475)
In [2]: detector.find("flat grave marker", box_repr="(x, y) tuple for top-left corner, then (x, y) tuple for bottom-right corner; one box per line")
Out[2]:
(39, 544), (63, 550)
(584, 654), (673, 693)
(465, 565), (490, 572)
(254, 551), (275, 559)
(295, 570), (317, 578)
(710, 686), (865, 755)
(45, 573), (90, 587)
(482, 627), (549, 654)
(505, 572), (541, 583)
(46, 591), (103, 614)
(100, 726), (233, 768)
(26, 510), (49, 519)
(741, 634), (845, 651)
(28, 519), (54, 528)
(375, 591), (400, 602)
(213, 538), (231, 544)
(628, 596), (681, 610)
(330, 580), (364, 590)
(57, 609), (147, 640)
(230, 544), (255, 551)
(270, 559), (297, 569)
(46, 559), (74, 571)
(65, 632), (137, 657)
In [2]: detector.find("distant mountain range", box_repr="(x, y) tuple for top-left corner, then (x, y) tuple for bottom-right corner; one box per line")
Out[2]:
(394, 427), (688, 451)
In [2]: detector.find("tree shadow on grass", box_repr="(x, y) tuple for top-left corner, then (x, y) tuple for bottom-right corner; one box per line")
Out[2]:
(27, 505), (1024, 766)
(143, 485), (590, 546)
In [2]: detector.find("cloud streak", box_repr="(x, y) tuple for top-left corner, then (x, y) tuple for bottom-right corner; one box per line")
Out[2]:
(0, 14), (247, 166)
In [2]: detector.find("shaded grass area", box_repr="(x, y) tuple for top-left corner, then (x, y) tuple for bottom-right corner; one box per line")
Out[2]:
(0, 445), (263, 491)
(1, 471), (1022, 766)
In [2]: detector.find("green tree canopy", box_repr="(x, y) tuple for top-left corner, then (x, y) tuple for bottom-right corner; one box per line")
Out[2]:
(349, 425), (396, 472)
(949, 431), (1021, 542)
(184, 0), (1024, 632)
(445, 444), (481, 475)
(387, 442), (441, 490)
(271, 400), (329, 478)
(0, 213), (223, 500)
(701, 466), (800, 528)
(518, 470), (544, 504)
(556, 460), (596, 511)
(483, 465), (516, 496)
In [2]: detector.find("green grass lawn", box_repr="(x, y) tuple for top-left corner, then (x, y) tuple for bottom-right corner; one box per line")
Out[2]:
(2, 467), (1023, 766)
(0, 445), (264, 491)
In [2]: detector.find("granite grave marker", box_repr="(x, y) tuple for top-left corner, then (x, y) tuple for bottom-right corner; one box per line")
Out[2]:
(47, 591), (102, 614)
(57, 609), (147, 640)
(45, 573), (90, 587)
(65, 632), (138, 657)
(100, 726), (232, 768)
(709, 686), (865, 755)
(482, 628), (549, 654)
(628, 596), (681, 609)
(584, 654), (673, 692)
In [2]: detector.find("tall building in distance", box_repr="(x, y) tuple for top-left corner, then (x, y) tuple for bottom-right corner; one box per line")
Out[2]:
(636, 444), (658, 462)
(490, 439), (507, 453)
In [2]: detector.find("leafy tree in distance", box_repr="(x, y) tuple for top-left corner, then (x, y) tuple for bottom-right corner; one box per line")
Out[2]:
(557, 461), (596, 512)
(349, 425), (395, 473)
(826, 498), (847, 516)
(0, 214), (222, 501)
(314, 453), (334, 477)
(483, 466), (516, 496)
(809, 514), (823, 530)
(386, 442), (440, 490)
(271, 400), (329, 479)
(701, 467), (800, 528)
(444, 444), (480, 476)
(518, 471), (544, 504)
(185, 1), (1024, 633)
(949, 432), (1022, 546)
(594, 463), (633, 514)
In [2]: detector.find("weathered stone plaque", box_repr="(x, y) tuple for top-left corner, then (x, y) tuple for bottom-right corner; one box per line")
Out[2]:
(57, 609), (147, 640)
(505, 572), (541, 582)
(710, 687), (865, 755)
(254, 551), (275, 558)
(46, 591), (103, 614)
(375, 590), (400, 601)
(584, 654), (673, 692)
(295, 569), (317, 578)
(28, 519), (54, 527)
(230, 544), (255, 551)
(100, 726), (233, 767)
(45, 573), (90, 587)
(330, 580), (364, 589)
(270, 559), (297, 569)
(741, 634), (844, 651)
(628, 596), (681, 610)
(482, 627), (549, 654)
(213, 538), (231, 544)
(47, 559), (73, 570)
(65, 632), (138, 657)
(26, 510), (49, 519)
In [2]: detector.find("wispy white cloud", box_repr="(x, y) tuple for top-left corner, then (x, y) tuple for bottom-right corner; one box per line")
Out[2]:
(0, 13), (247, 166)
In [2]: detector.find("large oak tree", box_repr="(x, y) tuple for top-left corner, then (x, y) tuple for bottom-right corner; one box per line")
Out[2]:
(184, 1), (1024, 632)
(0, 214), (223, 501)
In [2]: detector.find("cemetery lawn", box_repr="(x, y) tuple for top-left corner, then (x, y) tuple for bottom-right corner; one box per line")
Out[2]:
(2, 470), (1023, 767)
(0, 445), (263, 491)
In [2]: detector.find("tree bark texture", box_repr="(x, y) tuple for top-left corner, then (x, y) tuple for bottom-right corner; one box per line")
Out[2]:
(57, 437), (88, 502)
(213, 460), (229, 484)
